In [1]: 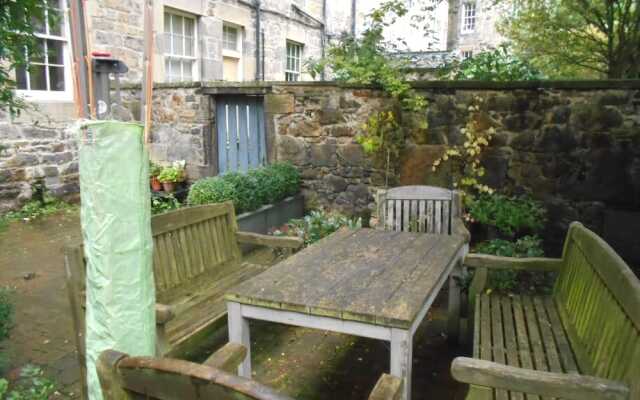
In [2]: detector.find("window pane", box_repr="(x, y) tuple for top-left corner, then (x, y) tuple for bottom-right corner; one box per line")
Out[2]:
(185, 37), (193, 57)
(173, 15), (183, 35)
(182, 60), (193, 81)
(170, 59), (182, 80)
(174, 34), (183, 55)
(47, 40), (64, 65)
(48, 7), (63, 36)
(30, 40), (46, 64)
(49, 66), (65, 91)
(29, 65), (47, 90)
(164, 13), (171, 33)
(16, 67), (28, 90)
(31, 14), (46, 35)
(184, 18), (194, 37)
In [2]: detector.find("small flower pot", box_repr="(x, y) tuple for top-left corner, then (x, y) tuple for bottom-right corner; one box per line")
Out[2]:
(162, 181), (176, 193)
(150, 176), (162, 192)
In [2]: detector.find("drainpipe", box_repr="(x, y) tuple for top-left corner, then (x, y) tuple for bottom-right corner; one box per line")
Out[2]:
(255, 0), (262, 81)
(351, 0), (356, 37)
(321, 0), (327, 80)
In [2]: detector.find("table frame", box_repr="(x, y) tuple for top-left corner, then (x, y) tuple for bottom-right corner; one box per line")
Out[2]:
(227, 242), (468, 400)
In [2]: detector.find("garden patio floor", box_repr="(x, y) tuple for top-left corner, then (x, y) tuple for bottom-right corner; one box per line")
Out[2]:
(0, 210), (467, 399)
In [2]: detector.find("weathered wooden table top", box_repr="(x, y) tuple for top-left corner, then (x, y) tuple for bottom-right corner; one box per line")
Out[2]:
(225, 228), (465, 329)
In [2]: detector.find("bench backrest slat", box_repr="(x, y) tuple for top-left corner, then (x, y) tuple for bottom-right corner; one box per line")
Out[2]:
(553, 222), (640, 398)
(379, 186), (460, 234)
(151, 202), (241, 294)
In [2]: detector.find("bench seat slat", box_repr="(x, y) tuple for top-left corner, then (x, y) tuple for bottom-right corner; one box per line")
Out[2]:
(478, 295), (579, 400)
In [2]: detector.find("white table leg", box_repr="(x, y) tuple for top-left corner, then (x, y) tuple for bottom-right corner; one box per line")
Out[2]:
(227, 301), (251, 377)
(390, 328), (412, 400)
(447, 260), (463, 343)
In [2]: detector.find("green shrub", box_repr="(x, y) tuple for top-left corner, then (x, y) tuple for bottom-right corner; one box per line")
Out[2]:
(187, 163), (301, 214)
(273, 210), (360, 246)
(468, 193), (546, 236)
(151, 194), (181, 215)
(0, 288), (13, 342)
(1, 365), (55, 400)
(474, 235), (553, 294)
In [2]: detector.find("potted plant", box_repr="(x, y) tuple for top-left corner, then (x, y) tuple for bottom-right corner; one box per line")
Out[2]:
(150, 162), (163, 192)
(157, 162), (185, 193)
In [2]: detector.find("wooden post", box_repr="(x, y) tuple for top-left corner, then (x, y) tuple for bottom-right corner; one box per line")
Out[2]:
(390, 328), (412, 400)
(448, 259), (463, 344)
(68, 0), (89, 118)
(141, 0), (154, 143)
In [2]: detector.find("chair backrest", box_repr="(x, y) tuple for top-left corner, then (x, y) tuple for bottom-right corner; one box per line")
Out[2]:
(64, 202), (242, 398)
(553, 222), (640, 398)
(378, 185), (460, 234)
(98, 350), (293, 400)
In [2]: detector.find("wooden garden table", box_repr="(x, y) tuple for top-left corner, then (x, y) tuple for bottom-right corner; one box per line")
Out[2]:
(225, 228), (469, 400)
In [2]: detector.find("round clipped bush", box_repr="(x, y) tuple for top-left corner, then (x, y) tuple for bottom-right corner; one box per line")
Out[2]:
(187, 162), (301, 213)
(187, 177), (237, 207)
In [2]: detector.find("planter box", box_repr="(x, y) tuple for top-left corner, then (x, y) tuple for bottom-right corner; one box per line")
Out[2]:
(237, 194), (304, 253)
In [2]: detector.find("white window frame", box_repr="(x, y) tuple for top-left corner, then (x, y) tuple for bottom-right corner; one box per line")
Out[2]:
(163, 8), (199, 83)
(285, 41), (303, 82)
(461, 2), (476, 34)
(462, 50), (473, 59)
(222, 23), (243, 81)
(16, 0), (73, 102)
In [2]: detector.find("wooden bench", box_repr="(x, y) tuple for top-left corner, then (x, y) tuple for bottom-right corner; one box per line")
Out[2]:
(97, 344), (404, 400)
(452, 222), (639, 400)
(65, 202), (303, 398)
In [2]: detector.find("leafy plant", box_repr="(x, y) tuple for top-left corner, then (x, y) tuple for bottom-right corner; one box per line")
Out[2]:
(1, 196), (74, 227)
(474, 236), (553, 294)
(0, 288), (13, 342)
(307, 1), (428, 165)
(468, 193), (547, 237)
(272, 210), (360, 246)
(1, 365), (55, 400)
(0, 1), (54, 116)
(432, 96), (495, 197)
(151, 195), (181, 215)
(187, 163), (301, 214)
(157, 166), (184, 183)
(149, 161), (162, 177)
(439, 44), (544, 81)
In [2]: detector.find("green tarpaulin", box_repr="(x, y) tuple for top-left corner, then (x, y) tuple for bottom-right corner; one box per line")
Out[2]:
(76, 121), (155, 400)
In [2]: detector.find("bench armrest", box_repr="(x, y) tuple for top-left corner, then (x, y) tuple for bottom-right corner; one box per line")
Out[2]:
(236, 231), (304, 250)
(464, 254), (563, 271)
(452, 357), (630, 400)
(368, 374), (403, 400)
(203, 343), (247, 373)
(452, 218), (470, 243)
(155, 304), (174, 325)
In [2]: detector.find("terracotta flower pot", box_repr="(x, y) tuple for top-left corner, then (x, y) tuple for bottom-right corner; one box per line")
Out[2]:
(150, 176), (162, 192)
(162, 181), (176, 193)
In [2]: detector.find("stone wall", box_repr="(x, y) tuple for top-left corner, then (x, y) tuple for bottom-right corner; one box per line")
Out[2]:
(266, 81), (640, 264)
(0, 104), (79, 212)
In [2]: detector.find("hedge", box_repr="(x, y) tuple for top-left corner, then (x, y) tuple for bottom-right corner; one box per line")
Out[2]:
(187, 163), (301, 214)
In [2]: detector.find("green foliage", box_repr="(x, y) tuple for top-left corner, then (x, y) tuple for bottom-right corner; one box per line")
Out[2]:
(157, 166), (184, 183)
(475, 235), (552, 294)
(187, 163), (301, 214)
(439, 44), (544, 81)
(468, 193), (546, 236)
(0, 288), (13, 342)
(476, 235), (545, 258)
(307, 1), (428, 161)
(149, 161), (162, 177)
(0, 197), (74, 232)
(0, 1), (53, 115)
(273, 210), (361, 246)
(356, 110), (402, 156)
(151, 194), (181, 215)
(498, 0), (640, 78)
(1, 365), (55, 400)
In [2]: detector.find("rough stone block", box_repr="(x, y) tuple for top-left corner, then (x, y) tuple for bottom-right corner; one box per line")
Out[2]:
(337, 144), (365, 166)
(310, 143), (337, 167)
(265, 94), (295, 114)
(277, 135), (307, 165)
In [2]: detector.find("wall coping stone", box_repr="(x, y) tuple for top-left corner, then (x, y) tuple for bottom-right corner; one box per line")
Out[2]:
(119, 79), (640, 92)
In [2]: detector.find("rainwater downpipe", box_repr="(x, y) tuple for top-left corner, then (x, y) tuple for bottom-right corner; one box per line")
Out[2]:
(321, 0), (327, 81)
(255, 0), (262, 81)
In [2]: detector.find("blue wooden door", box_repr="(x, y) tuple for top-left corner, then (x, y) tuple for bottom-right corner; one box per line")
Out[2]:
(216, 96), (267, 174)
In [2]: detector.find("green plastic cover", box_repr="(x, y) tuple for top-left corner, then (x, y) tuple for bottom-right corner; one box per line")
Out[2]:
(76, 121), (155, 400)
